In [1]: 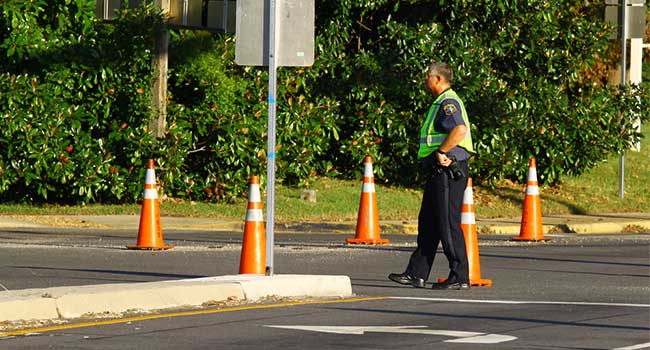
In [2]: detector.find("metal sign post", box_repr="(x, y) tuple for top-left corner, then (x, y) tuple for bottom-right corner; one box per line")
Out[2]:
(265, 0), (278, 276)
(235, 0), (314, 276)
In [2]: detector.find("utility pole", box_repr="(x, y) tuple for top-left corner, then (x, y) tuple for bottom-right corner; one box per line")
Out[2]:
(151, 0), (170, 139)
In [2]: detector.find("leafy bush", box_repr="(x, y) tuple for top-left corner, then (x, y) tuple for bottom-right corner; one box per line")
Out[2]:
(163, 31), (342, 201)
(432, 1), (650, 184)
(0, 1), (162, 203)
(0, 0), (648, 204)
(307, 0), (650, 185)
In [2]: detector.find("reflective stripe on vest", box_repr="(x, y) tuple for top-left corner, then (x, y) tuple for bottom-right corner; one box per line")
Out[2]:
(418, 89), (474, 159)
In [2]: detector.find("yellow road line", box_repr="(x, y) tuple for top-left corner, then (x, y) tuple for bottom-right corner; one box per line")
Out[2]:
(0, 296), (389, 338)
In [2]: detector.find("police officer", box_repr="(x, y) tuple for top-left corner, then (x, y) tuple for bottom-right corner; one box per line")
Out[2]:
(388, 62), (474, 290)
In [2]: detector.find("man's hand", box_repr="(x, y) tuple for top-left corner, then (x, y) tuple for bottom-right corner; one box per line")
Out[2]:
(436, 151), (452, 167)
(435, 124), (467, 167)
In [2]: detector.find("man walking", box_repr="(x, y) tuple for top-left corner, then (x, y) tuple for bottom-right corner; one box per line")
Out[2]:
(389, 62), (474, 290)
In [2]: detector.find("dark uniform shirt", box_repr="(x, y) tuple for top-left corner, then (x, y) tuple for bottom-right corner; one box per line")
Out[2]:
(434, 95), (471, 162)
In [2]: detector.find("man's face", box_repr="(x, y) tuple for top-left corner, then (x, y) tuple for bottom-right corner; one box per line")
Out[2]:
(425, 73), (440, 95)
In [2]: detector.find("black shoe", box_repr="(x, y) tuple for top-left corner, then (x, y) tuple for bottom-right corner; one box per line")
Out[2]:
(430, 281), (470, 290)
(388, 273), (425, 288)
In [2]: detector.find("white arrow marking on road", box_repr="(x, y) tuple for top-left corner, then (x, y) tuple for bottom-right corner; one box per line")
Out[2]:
(264, 325), (517, 344)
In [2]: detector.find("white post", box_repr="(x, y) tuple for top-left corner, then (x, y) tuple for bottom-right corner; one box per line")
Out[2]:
(618, 0), (627, 199)
(629, 37), (643, 152)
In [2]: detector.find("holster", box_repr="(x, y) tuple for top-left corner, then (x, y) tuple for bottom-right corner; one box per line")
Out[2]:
(419, 154), (466, 181)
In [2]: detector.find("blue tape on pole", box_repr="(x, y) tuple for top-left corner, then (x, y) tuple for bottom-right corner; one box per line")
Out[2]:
(269, 94), (276, 104)
(268, 152), (276, 160)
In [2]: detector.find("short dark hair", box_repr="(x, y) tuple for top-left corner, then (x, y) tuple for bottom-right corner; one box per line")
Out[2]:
(427, 62), (453, 84)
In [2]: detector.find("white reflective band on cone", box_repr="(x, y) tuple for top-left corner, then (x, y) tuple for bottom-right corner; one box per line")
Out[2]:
(246, 209), (264, 222)
(248, 184), (261, 202)
(526, 185), (539, 195)
(362, 182), (375, 193)
(364, 162), (374, 177)
(527, 167), (537, 181)
(144, 188), (158, 199)
(461, 212), (476, 224)
(145, 169), (156, 184)
(463, 190), (474, 204)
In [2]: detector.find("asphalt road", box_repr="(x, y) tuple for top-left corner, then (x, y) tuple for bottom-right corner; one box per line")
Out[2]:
(0, 229), (648, 349)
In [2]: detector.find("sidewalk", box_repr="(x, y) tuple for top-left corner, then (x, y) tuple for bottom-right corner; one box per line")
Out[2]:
(0, 213), (648, 235)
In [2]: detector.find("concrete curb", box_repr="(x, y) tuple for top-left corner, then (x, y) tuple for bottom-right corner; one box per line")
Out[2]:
(0, 274), (352, 323)
(0, 215), (648, 235)
(191, 275), (353, 300)
(567, 221), (650, 234)
(2, 214), (649, 235)
(478, 221), (650, 235)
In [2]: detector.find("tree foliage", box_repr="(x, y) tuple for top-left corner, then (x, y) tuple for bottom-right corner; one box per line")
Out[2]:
(0, 1), (161, 203)
(0, 0), (648, 203)
(307, 0), (650, 185)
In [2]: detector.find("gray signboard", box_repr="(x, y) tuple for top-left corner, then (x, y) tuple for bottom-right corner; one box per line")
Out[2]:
(235, 0), (314, 67)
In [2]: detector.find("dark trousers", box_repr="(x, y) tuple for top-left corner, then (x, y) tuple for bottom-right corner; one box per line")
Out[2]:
(404, 161), (469, 283)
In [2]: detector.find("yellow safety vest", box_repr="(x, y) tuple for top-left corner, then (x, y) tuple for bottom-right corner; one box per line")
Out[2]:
(418, 89), (474, 159)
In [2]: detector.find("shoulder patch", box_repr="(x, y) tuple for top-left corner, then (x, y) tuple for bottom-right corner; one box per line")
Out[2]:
(443, 103), (457, 116)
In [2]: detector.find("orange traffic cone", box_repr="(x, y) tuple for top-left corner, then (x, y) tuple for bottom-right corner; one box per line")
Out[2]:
(128, 159), (172, 250)
(460, 178), (492, 286)
(239, 176), (266, 274)
(346, 156), (389, 245)
(512, 157), (550, 242)
(438, 178), (491, 286)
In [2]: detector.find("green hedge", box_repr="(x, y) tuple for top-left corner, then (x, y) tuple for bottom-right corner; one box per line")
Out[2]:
(0, 1), (161, 203)
(0, 0), (648, 204)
